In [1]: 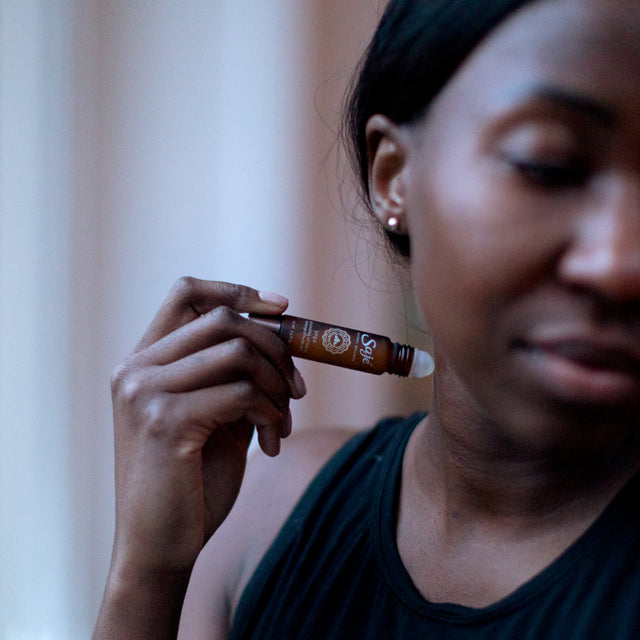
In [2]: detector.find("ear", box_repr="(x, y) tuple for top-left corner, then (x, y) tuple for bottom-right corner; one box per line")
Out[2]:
(365, 114), (409, 235)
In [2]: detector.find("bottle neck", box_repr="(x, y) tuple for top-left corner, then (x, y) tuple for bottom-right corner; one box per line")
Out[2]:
(389, 342), (413, 377)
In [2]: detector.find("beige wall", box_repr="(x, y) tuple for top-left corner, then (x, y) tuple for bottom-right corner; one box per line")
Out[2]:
(296, 0), (432, 430)
(0, 1), (431, 636)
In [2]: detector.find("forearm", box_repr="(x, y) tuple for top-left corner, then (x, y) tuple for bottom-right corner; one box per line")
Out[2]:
(93, 564), (192, 640)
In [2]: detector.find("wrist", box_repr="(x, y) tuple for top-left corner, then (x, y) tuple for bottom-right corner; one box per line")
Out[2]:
(94, 562), (192, 640)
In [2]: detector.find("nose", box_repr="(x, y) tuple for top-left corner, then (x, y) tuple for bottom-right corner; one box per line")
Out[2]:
(558, 178), (640, 301)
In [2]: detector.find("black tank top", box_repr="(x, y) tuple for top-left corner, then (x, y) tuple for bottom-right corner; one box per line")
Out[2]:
(230, 414), (640, 639)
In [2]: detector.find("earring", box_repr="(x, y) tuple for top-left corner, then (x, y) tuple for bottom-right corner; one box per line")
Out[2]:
(386, 216), (402, 234)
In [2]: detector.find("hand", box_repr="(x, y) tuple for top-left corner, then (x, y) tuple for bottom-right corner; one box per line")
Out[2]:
(108, 278), (306, 578)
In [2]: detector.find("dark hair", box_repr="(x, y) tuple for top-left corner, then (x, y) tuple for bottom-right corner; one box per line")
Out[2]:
(344, 0), (539, 258)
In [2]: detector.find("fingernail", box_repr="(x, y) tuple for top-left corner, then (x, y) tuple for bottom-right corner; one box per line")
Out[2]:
(292, 368), (307, 398)
(258, 291), (289, 307)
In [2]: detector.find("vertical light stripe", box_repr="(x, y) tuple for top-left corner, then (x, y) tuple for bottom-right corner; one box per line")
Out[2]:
(0, 0), (76, 636)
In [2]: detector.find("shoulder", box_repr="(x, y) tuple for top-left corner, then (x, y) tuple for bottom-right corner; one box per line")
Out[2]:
(178, 425), (360, 640)
(229, 424), (362, 597)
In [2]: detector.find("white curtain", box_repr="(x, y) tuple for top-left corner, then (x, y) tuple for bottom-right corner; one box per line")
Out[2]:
(0, 1), (430, 636)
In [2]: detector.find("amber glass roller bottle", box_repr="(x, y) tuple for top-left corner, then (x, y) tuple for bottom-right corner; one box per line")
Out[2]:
(249, 314), (434, 378)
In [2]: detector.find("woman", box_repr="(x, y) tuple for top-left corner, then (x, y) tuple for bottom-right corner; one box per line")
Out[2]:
(93, 0), (640, 637)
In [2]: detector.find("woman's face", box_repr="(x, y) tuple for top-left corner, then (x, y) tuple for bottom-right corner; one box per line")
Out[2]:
(401, 0), (640, 449)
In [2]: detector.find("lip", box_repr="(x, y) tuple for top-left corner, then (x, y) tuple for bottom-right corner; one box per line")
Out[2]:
(514, 334), (640, 405)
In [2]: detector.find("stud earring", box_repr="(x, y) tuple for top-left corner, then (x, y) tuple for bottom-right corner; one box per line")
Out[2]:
(386, 216), (402, 234)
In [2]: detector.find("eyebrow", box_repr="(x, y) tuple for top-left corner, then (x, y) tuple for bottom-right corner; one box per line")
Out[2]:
(516, 84), (617, 127)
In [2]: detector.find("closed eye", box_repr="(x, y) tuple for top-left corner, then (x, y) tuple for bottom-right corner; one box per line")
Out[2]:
(509, 158), (590, 189)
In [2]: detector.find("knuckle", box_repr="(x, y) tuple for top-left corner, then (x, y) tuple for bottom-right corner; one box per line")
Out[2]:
(140, 396), (174, 439)
(225, 282), (248, 305)
(209, 304), (237, 326)
(110, 357), (140, 395)
(115, 370), (149, 406)
(228, 336), (256, 360)
(173, 275), (198, 294)
(228, 336), (258, 368)
(235, 380), (260, 405)
(213, 282), (255, 310)
(172, 276), (202, 309)
(110, 360), (129, 392)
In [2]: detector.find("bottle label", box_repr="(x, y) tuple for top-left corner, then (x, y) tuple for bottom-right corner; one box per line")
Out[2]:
(359, 334), (376, 365)
(322, 327), (351, 355)
(285, 317), (391, 374)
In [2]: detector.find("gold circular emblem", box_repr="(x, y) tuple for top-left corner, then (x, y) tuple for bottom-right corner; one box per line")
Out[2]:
(322, 327), (351, 355)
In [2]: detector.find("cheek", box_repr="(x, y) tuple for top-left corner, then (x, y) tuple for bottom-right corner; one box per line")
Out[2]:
(406, 160), (567, 353)
(407, 174), (512, 312)
(408, 210), (503, 366)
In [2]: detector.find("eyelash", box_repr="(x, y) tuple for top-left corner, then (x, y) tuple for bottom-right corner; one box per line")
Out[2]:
(509, 158), (590, 188)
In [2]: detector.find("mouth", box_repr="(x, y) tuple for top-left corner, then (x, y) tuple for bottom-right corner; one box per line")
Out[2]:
(514, 337), (640, 405)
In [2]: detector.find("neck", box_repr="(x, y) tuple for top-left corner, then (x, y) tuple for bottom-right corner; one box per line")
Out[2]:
(410, 384), (640, 528)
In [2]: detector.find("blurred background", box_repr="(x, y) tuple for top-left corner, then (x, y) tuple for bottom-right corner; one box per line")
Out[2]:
(0, 1), (431, 637)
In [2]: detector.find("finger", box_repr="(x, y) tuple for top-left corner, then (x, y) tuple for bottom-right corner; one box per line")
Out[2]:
(140, 307), (276, 365)
(175, 382), (288, 457)
(135, 278), (289, 352)
(280, 408), (293, 438)
(257, 407), (294, 456)
(137, 309), (306, 399)
(156, 338), (294, 413)
(257, 424), (282, 457)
